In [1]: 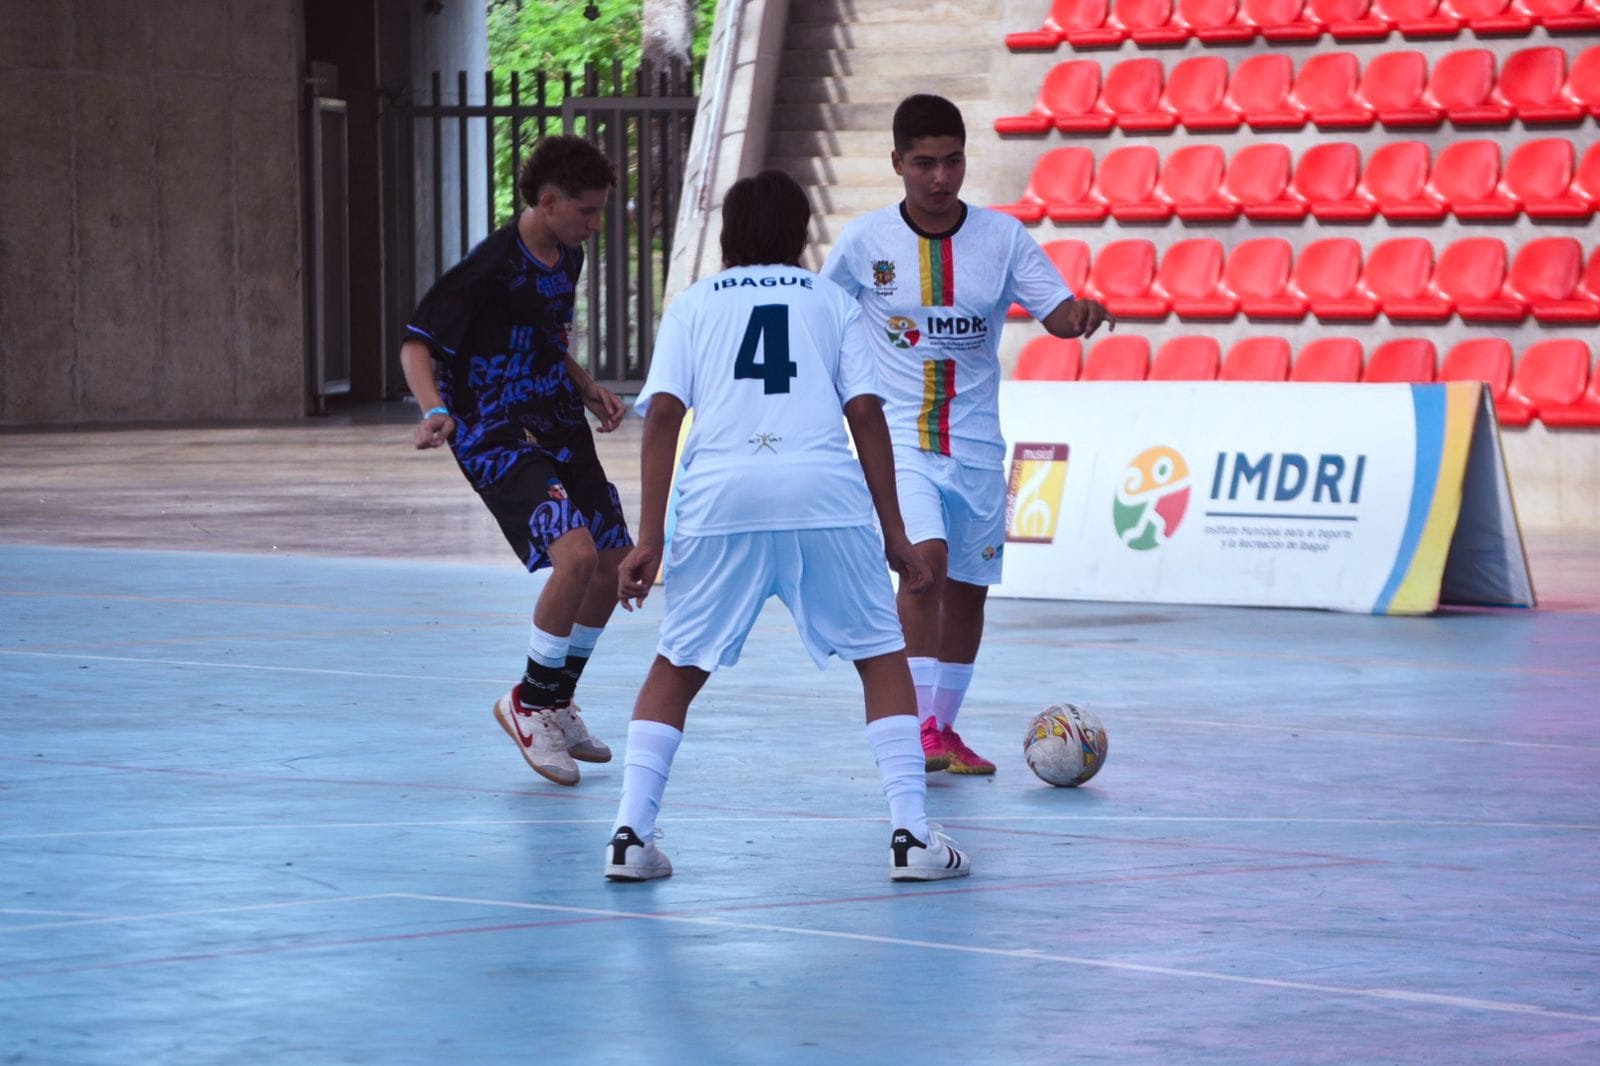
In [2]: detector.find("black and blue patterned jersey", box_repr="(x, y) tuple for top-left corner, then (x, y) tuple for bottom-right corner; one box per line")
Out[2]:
(405, 223), (597, 489)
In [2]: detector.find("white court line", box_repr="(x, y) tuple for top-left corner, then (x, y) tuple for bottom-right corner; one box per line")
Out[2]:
(403, 892), (1600, 1025)
(1, 814), (1597, 843)
(1106, 714), (1600, 753)
(0, 894), (405, 934)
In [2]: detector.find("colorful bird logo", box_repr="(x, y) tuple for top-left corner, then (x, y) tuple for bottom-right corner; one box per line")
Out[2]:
(885, 315), (920, 348)
(1112, 446), (1190, 551)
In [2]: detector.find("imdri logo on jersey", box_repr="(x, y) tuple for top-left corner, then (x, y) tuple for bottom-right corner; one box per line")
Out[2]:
(1004, 443), (1070, 544)
(924, 315), (988, 338)
(1112, 446), (1190, 551)
(886, 315), (921, 348)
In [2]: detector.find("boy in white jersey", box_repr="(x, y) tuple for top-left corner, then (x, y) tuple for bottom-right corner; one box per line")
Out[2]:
(822, 95), (1114, 774)
(604, 170), (971, 883)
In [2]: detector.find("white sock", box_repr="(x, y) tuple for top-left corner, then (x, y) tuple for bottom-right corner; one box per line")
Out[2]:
(908, 656), (938, 725)
(612, 720), (683, 838)
(932, 661), (974, 730)
(527, 622), (570, 669)
(567, 623), (604, 657)
(866, 715), (930, 841)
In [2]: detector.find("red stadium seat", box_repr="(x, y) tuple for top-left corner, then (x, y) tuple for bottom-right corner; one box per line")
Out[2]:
(1365, 237), (1450, 320)
(1291, 337), (1364, 381)
(1105, 58), (1179, 133)
(1006, 0), (1110, 48)
(1120, 0), (1192, 43)
(1009, 240), (1092, 318)
(1182, 0), (1257, 39)
(1442, 0), (1533, 33)
(1161, 145), (1237, 221)
(1166, 55), (1244, 131)
(1230, 238), (1304, 317)
(1220, 336), (1291, 381)
(1435, 237), (1520, 321)
(1439, 338), (1514, 405)
(1230, 144), (1305, 220)
(1363, 337), (1438, 382)
(1092, 145), (1170, 222)
(1068, 0), (1134, 42)
(1519, 240), (1600, 324)
(1013, 336), (1084, 380)
(1151, 336), (1222, 380)
(1243, 0), (1325, 39)
(1296, 52), (1375, 127)
(993, 147), (1098, 224)
(1431, 140), (1517, 220)
(1294, 142), (1375, 221)
(1296, 237), (1376, 320)
(1567, 46), (1600, 116)
(1424, 49), (1514, 125)
(1499, 47), (1585, 124)
(1312, 0), (1395, 36)
(1536, 345), (1600, 428)
(1503, 139), (1578, 220)
(1358, 51), (1441, 128)
(1157, 238), (1235, 317)
(996, 62), (1110, 135)
(1363, 141), (1447, 221)
(1502, 339), (1591, 426)
(1082, 335), (1152, 380)
(1523, 0), (1600, 31)
(1374, 0), (1461, 35)
(1229, 53), (1308, 129)
(1086, 239), (1166, 317)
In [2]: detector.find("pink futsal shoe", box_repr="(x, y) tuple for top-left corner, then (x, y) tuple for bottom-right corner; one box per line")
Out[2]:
(493, 686), (579, 786)
(890, 825), (971, 881)
(919, 717), (953, 772)
(941, 725), (996, 775)
(552, 701), (612, 763)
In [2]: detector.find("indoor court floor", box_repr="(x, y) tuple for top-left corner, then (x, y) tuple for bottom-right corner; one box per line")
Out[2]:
(2, 412), (1598, 1064)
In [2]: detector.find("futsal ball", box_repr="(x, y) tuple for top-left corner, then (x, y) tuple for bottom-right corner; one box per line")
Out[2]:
(1023, 704), (1108, 787)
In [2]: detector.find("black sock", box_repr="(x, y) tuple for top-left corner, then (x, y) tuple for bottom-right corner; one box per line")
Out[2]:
(553, 653), (590, 707)
(519, 659), (564, 710)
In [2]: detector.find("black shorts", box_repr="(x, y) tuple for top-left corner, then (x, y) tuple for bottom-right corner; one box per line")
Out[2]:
(477, 453), (633, 572)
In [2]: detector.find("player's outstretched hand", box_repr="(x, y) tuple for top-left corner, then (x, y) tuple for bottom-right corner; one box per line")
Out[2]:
(581, 380), (626, 433)
(415, 412), (454, 449)
(1071, 298), (1115, 338)
(885, 534), (931, 595)
(617, 543), (660, 611)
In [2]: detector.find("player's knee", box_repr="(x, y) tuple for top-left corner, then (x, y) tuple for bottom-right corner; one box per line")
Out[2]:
(550, 531), (599, 579)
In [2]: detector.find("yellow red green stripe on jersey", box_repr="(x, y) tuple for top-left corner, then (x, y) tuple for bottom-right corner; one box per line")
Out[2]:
(919, 359), (957, 453)
(919, 237), (956, 306)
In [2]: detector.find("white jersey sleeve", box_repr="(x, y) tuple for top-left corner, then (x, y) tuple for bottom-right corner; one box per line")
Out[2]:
(820, 231), (863, 298)
(635, 294), (696, 415)
(1003, 222), (1076, 322)
(833, 301), (880, 407)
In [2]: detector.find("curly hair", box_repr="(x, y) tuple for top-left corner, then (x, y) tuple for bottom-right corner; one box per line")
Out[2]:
(720, 170), (812, 268)
(517, 135), (616, 204)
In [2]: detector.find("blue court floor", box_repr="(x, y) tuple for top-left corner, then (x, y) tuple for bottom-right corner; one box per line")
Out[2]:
(2, 536), (1598, 1064)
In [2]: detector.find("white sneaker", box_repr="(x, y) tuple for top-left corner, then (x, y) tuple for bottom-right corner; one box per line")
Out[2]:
(493, 687), (579, 786)
(890, 824), (971, 881)
(552, 701), (611, 763)
(605, 826), (672, 881)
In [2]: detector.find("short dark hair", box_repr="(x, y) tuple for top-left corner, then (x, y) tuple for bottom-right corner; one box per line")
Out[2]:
(517, 135), (616, 204)
(892, 94), (966, 153)
(720, 170), (811, 268)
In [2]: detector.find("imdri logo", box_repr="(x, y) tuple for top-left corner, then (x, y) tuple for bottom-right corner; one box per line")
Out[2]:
(1113, 446), (1190, 551)
(886, 315), (920, 348)
(1005, 443), (1070, 544)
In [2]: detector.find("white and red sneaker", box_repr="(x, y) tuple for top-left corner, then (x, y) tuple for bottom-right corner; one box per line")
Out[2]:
(493, 685), (579, 786)
(552, 701), (611, 763)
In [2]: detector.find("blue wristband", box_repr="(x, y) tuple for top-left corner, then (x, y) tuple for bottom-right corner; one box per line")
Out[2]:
(424, 406), (450, 419)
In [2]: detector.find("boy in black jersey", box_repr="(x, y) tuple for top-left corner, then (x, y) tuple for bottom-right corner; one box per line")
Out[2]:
(400, 135), (632, 787)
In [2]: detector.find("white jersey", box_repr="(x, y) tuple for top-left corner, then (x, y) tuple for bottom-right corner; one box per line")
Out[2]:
(636, 264), (881, 536)
(821, 203), (1073, 470)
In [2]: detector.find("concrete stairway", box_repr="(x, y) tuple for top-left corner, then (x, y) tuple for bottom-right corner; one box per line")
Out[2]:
(764, 0), (1002, 268)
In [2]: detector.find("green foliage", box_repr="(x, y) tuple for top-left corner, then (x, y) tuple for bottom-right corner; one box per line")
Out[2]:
(487, 0), (718, 76)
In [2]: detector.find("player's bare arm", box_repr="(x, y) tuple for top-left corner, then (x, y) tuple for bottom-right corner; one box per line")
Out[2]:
(618, 392), (686, 610)
(399, 339), (455, 449)
(1042, 297), (1116, 340)
(843, 394), (932, 594)
(565, 353), (626, 432)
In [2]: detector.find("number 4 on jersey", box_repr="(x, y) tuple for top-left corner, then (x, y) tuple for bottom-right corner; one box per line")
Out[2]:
(734, 304), (798, 395)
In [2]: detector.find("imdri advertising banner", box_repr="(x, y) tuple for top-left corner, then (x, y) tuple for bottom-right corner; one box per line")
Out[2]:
(993, 381), (1534, 614)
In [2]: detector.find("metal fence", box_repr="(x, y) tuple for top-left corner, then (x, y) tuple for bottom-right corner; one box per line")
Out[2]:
(388, 60), (697, 389)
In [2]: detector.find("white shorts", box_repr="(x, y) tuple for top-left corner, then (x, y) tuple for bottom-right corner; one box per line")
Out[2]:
(657, 526), (906, 672)
(894, 445), (1007, 586)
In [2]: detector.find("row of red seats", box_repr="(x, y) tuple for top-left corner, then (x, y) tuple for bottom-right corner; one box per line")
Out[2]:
(1006, 0), (1600, 50)
(994, 140), (1600, 224)
(1012, 333), (1600, 425)
(1010, 236), (1600, 323)
(995, 48), (1600, 135)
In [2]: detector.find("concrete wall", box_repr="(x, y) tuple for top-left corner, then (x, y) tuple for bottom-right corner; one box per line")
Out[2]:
(409, 0), (489, 293)
(0, 0), (306, 425)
